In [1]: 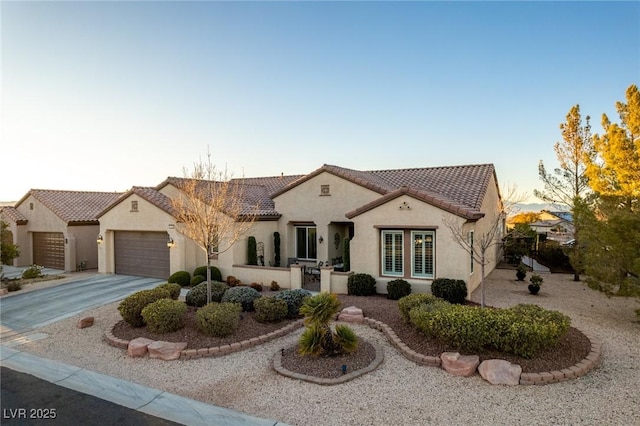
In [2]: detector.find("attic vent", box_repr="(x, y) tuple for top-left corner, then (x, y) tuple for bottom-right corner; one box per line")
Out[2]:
(131, 200), (138, 212)
(320, 185), (330, 196)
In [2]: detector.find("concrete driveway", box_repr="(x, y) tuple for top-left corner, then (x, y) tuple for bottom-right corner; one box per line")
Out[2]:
(1, 274), (164, 339)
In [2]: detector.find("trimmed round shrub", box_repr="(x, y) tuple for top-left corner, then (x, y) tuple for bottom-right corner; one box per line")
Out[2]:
(118, 287), (171, 327)
(226, 275), (241, 287)
(185, 281), (229, 307)
(155, 283), (181, 300)
(221, 286), (262, 311)
(141, 299), (187, 334)
(168, 271), (191, 287)
(274, 289), (312, 318)
(270, 281), (280, 291)
(250, 282), (263, 292)
(190, 275), (206, 287)
(431, 278), (468, 304)
(398, 293), (445, 323)
(193, 266), (222, 282)
(254, 296), (288, 323)
(347, 273), (377, 296)
(386, 279), (411, 300)
(22, 265), (43, 279)
(196, 302), (242, 337)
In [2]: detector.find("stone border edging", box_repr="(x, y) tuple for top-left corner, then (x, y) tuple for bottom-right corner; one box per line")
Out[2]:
(272, 341), (384, 385)
(363, 316), (601, 385)
(104, 319), (305, 359)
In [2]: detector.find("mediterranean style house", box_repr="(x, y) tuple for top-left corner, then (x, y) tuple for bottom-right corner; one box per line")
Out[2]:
(0, 190), (123, 272)
(95, 163), (504, 295)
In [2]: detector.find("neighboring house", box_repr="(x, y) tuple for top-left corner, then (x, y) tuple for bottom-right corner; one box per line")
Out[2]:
(529, 210), (574, 244)
(0, 190), (123, 271)
(96, 163), (503, 296)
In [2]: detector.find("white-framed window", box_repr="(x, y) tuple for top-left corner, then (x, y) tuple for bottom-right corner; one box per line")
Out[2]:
(411, 231), (435, 278)
(296, 226), (317, 260)
(382, 230), (404, 276)
(469, 230), (475, 274)
(381, 229), (435, 279)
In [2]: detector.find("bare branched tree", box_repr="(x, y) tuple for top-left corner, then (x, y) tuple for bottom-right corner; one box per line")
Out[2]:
(444, 184), (527, 307)
(170, 152), (257, 303)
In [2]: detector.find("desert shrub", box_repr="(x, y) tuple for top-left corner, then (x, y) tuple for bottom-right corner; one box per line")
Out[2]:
(141, 298), (187, 334)
(22, 264), (43, 279)
(386, 279), (411, 300)
(221, 286), (262, 311)
(250, 282), (263, 292)
(274, 289), (312, 318)
(226, 275), (241, 287)
(155, 283), (181, 300)
(196, 302), (242, 337)
(190, 275), (206, 287)
(247, 236), (258, 265)
(347, 273), (376, 296)
(7, 281), (22, 292)
(516, 265), (527, 281)
(168, 271), (191, 287)
(298, 292), (357, 356)
(185, 281), (229, 307)
(253, 296), (288, 323)
(118, 287), (171, 327)
(193, 266), (222, 282)
(431, 278), (467, 304)
(270, 281), (280, 291)
(409, 302), (570, 359)
(397, 293), (442, 322)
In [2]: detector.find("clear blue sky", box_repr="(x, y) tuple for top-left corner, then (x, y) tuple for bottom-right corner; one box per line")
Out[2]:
(2, 1), (638, 203)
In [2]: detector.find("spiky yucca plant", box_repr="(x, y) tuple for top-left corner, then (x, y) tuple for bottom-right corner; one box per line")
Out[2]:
(298, 292), (358, 356)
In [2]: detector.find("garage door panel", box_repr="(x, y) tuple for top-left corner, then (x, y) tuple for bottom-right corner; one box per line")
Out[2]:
(33, 232), (65, 270)
(114, 231), (170, 279)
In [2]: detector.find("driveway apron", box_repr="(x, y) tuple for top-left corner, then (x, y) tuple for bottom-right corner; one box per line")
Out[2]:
(1, 274), (163, 336)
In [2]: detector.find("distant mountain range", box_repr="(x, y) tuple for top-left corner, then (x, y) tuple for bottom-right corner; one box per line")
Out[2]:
(512, 203), (569, 214)
(0, 201), (16, 207)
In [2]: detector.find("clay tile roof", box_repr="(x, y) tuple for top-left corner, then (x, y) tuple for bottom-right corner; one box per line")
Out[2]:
(0, 206), (28, 224)
(130, 187), (178, 217)
(22, 189), (123, 224)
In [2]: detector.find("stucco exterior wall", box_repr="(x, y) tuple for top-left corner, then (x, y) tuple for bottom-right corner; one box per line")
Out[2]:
(273, 172), (380, 265)
(67, 224), (100, 271)
(349, 194), (475, 294)
(97, 193), (204, 276)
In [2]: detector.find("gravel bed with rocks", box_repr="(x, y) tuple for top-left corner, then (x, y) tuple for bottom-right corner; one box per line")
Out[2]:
(14, 269), (640, 425)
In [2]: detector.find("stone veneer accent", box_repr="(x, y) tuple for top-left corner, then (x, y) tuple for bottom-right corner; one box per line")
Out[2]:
(104, 316), (601, 385)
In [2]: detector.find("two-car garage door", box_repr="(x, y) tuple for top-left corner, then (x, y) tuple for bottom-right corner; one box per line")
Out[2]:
(114, 231), (170, 279)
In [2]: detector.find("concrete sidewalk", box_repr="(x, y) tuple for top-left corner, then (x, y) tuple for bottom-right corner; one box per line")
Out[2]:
(1, 345), (287, 426)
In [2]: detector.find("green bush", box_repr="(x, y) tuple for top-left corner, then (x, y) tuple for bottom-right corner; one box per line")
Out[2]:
(118, 288), (171, 327)
(431, 278), (467, 304)
(22, 264), (43, 279)
(274, 289), (312, 318)
(168, 271), (191, 287)
(190, 275), (206, 287)
(253, 296), (288, 323)
(397, 293), (442, 322)
(141, 299), (187, 334)
(185, 281), (229, 307)
(196, 302), (242, 337)
(347, 273), (376, 296)
(408, 302), (571, 359)
(193, 266), (222, 282)
(221, 286), (262, 311)
(386, 279), (411, 300)
(155, 283), (181, 300)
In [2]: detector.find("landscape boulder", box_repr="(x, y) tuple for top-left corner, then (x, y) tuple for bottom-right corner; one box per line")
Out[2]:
(338, 306), (364, 324)
(128, 337), (155, 357)
(148, 341), (187, 361)
(478, 359), (522, 385)
(440, 352), (480, 377)
(77, 316), (95, 329)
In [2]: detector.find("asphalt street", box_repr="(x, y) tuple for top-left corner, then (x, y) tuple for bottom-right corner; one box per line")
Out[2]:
(1, 367), (182, 426)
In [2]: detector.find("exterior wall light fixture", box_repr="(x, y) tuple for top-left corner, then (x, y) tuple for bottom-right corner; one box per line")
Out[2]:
(97, 235), (104, 244)
(318, 236), (324, 244)
(167, 237), (175, 248)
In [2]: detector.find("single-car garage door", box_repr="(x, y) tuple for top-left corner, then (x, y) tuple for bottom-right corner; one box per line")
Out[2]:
(33, 232), (65, 270)
(114, 231), (170, 279)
